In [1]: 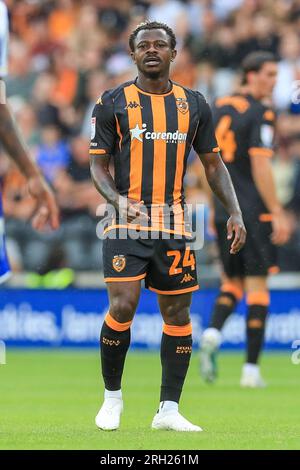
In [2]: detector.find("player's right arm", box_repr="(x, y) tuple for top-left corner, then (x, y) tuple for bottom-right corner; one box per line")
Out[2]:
(89, 94), (148, 223)
(249, 110), (290, 245)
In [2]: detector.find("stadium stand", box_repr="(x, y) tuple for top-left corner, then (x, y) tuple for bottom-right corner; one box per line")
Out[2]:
(1, 0), (300, 287)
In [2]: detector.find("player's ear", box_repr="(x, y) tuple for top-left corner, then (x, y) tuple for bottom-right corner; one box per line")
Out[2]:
(171, 49), (177, 62)
(130, 51), (137, 64)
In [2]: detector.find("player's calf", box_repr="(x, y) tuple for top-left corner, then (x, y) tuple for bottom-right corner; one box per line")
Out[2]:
(200, 284), (243, 383)
(241, 291), (269, 388)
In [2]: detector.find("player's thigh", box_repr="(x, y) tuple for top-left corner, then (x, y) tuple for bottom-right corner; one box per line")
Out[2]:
(244, 276), (268, 293)
(221, 273), (244, 290)
(219, 273), (244, 304)
(103, 232), (151, 282)
(215, 221), (245, 278)
(158, 292), (192, 326)
(103, 233), (152, 322)
(243, 219), (277, 276)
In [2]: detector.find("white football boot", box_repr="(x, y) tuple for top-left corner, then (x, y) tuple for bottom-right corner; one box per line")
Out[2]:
(95, 390), (123, 431)
(240, 363), (266, 388)
(152, 402), (203, 432)
(200, 328), (222, 383)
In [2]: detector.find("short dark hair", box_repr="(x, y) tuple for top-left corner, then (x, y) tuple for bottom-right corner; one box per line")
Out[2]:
(241, 51), (277, 84)
(129, 21), (177, 52)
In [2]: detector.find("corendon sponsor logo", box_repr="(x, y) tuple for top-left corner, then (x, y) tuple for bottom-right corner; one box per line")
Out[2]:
(130, 123), (187, 143)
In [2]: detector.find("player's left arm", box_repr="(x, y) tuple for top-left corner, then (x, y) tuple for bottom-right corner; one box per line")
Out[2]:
(193, 93), (246, 254)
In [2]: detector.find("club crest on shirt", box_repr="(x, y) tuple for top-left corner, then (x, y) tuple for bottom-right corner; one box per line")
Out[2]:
(175, 97), (189, 114)
(112, 255), (126, 272)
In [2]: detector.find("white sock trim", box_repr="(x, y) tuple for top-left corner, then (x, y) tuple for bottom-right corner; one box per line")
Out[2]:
(159, 401), (178, 413)
(243, 363), (260, 375)
(104, 389), (122, 400)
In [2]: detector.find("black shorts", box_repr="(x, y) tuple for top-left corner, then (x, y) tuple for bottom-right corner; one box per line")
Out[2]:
(103, 230), (199, 295)
(215, 218), (278, 278)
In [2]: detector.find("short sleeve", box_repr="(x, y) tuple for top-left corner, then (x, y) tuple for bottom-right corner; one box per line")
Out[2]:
(89, 91), (117, 156)
(192, 93), (220, 155)
(248, 107), (275, 158)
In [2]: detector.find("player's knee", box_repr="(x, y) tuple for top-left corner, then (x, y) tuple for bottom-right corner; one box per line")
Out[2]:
(247, 309), (267, 329)
(162, 304), (190, 326)
(246, 291), (269, 329)
(220, 281), (243, 305)
(109, 295), (137, 322)
(217, 294), (235, 307)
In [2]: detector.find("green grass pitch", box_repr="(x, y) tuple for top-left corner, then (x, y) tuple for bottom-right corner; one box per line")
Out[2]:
(0, 349), (299, 450)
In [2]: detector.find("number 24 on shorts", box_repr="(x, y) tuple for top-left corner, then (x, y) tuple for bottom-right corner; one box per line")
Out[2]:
(167, 247), (196, 276)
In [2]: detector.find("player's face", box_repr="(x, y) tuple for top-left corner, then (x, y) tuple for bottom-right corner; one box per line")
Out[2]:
(131, 29), (176, 78)
(256, 62), (278, 97)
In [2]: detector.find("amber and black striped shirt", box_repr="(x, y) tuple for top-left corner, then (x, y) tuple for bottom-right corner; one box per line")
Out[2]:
(212, 93), (276, 222)
(90, 79), (219, 233)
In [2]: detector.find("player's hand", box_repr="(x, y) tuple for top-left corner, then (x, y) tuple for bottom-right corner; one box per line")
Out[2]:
(227, 213), (246, 254)
(28, 175), (60, 231)
(118, 196), (149, 224)
(271, 208), (291, 245)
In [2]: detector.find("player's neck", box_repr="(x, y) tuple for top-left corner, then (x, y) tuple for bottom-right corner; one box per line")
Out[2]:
(241, 85), (265, 102)
(135, 74), (172, 95)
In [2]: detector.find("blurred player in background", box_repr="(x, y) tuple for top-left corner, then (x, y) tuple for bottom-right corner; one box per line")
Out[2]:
(90, 21), (246, 432)
(200, 51), (291, 387)
(0, 0), (59, 282)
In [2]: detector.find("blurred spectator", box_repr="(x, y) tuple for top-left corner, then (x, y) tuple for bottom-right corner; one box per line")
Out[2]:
(6, 38), (38, 100)
(147, 0), (187, 32)
(273, 31), (300, 111)
(81, 70), (108, 138)
(170, 48), (197, 89)
(53, 135), (104, 270)
(37, 124), (70, 183)
(54, 134), (101, 218)
(48, 0), (78, 44)
(2, 0), (300, 275)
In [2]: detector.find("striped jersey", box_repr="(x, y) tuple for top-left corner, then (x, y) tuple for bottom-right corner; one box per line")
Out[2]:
(89, 79), (219, 209)
(212, 93), (276, 222)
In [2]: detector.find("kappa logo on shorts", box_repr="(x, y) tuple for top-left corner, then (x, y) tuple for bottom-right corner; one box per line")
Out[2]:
(175, 97), (189, 114)
(180, 273), (195, 283)
(112, 255), (126, 272)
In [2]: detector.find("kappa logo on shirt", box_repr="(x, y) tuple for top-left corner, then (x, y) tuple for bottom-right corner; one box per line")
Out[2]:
(125, 101), (143, 110)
